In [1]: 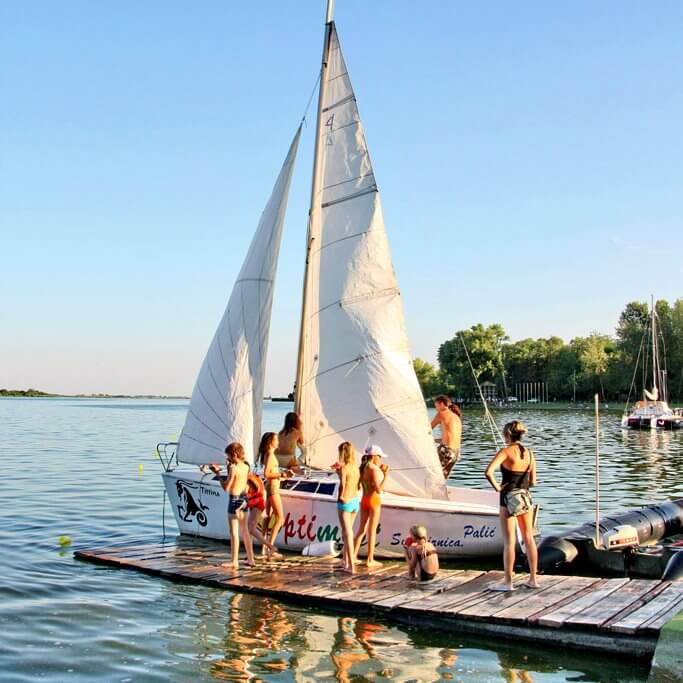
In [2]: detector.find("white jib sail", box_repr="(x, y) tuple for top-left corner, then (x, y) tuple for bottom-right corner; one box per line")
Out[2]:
(299, 26), (446, 499)
(177, 127), (302, 465)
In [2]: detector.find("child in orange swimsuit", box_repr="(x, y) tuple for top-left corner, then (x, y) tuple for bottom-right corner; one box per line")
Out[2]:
(353, 444), (388, 568)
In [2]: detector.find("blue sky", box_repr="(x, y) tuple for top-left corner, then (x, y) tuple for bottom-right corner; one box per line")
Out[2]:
(2, 2), (682, 396)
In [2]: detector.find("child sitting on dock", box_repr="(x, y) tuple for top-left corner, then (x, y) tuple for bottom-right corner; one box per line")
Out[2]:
(222, 442), (255, 569)
(405, 525), (439, 582)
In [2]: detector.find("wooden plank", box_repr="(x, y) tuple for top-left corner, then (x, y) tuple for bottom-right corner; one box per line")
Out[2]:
(425, 572), (507, 614)
(456, 575), (569, 620)
(384, 571), (504, 612)
(537, 578), (629, 628)
(567, 580), (661, 629)
(400, 571), (486, 611)
(609, 583), (683, 634)
(495, 576), (599, 623)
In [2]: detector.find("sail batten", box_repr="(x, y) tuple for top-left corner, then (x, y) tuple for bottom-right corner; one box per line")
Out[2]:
(177, 127), (302, 466)
(297, 25), (446, 499)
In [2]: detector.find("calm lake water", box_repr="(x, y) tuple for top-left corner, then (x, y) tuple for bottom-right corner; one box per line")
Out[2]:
(2, 398), (681, 682)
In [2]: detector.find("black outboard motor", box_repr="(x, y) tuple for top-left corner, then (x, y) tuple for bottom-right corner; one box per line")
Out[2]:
(662, 550), (683, 581)
(538, 499), (683, 574)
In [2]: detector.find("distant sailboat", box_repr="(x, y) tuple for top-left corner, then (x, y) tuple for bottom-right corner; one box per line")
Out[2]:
(622, 298), (683, 430)
(161, 2), (512, 557)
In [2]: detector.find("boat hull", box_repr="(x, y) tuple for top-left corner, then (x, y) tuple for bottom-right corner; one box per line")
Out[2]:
(161, 470), (506, 558)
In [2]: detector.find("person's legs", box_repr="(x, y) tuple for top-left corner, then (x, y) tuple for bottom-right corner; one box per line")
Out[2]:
(268, 493), (285, 552)
(353, 507), (370, 561)
(366, 505), (382, 567)
(239, 509), (255, 566)
(340, 510), (356, 573)
(248, 509), (272, 551)
(500, 507), (517, 589)
(227, 515), (240, 568)
(518, 510), (539, 587)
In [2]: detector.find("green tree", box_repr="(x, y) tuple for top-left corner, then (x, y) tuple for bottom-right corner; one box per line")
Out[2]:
(413, 358), (439, 399)
(438, 324), (508, 399)
(573, 333), (615, 400)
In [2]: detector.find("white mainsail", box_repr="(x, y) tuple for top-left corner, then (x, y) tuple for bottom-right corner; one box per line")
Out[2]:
(177, 127), (302, 465)
(297, 25), (446, 499)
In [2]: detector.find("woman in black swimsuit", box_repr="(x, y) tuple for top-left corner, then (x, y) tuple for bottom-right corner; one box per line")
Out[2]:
(405, 525), (439, 581)
(485, 420), (538, 592)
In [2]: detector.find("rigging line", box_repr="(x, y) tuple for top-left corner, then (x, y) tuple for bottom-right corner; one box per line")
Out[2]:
(179, 431), (226, 452)
(458, 333), (502, 448)
(301, 70), (322, 125)
(186, 408), (228, 444)
(623, 333), (646, 416)
(195, 382), (230, 430)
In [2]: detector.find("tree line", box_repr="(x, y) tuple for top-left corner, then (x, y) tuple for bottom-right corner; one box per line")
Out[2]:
(413, 298), (683, 402)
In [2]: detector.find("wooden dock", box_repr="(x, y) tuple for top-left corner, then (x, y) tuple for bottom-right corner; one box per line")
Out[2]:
(75, 538), (683, 659)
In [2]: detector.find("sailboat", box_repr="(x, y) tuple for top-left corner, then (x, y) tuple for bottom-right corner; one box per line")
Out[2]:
(160, 2), (513, 558)
(622, 298), (683, 430)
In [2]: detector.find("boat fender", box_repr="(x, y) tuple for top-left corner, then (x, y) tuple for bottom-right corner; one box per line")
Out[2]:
(302, 540), (342, 557)
(662, 550), (683, 581)
(537, 536), (579, 571)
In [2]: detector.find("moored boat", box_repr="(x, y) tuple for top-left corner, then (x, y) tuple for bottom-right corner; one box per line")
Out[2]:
(622, 298), (682, 430)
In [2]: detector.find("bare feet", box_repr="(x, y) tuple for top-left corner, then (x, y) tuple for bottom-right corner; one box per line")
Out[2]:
(489, 582), (514, 592)
(267, 551), (284, 561)
(523, 580), (540, 589)
(366, 560), (382, 568)
(221, 562), (239, 569)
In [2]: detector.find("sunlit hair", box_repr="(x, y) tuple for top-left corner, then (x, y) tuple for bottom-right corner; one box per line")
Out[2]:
(359, 452), (372, 478)
(257, 432), (277, 467)
(435, 395), (461, 416)
(225, 442), (245, 462)
(338, 441), (355, 465)
(410, 524), (428, 541)
(280, 412), (302, 436)
(503, 420), (528, 443)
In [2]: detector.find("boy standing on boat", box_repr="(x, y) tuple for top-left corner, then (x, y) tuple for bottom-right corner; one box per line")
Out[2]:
(431, 395), (462, 478)
(222, 442), (255, 569)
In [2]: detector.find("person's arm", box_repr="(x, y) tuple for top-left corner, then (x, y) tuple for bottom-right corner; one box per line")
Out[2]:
(406, 546), (419, 578)
(430, 412), (441, 430)
(484, 450), (507, 492)
(222, 467), (236, 492)
(370, 465), (385, 494)
(529, 452), (537, 487)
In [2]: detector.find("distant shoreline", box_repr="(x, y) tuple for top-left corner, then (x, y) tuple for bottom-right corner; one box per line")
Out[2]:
(0, 389), (189, 400)
(0, 389), (296, 401)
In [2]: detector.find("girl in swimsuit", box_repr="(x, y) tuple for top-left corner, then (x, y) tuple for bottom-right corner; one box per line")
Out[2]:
(260, 431), (292, 559)
(485, 420), (539, 591)
(276, 412), (304, 471)
(405, 525), (439, 581)
(353, 444), (388, 568)
(334, 441), (361, 574)
(221, 442), (255, 568)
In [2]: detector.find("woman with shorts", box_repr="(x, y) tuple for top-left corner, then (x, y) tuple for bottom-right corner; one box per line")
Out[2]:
(485, 420), (539, 591)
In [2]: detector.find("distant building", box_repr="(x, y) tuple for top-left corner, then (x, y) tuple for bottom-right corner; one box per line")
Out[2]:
(480, 381), (498, 401)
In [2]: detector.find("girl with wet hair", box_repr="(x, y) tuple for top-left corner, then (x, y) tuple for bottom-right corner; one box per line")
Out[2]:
(485, 420), (538, 591)
(334, 442), (361, 573)
(260, 431), (290, 560)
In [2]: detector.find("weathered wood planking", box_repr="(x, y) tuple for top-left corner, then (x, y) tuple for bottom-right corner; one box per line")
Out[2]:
(74, 541), (683, 659)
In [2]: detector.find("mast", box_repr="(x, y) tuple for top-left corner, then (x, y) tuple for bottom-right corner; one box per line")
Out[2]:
(651, 294), (657, 398)
(294, 0), (335, 417)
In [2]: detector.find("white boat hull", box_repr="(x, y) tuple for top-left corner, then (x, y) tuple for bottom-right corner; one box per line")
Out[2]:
(162, 470), (506, 558)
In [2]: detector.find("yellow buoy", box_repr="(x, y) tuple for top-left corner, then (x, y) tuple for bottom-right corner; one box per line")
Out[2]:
(59, 535), (72, 547)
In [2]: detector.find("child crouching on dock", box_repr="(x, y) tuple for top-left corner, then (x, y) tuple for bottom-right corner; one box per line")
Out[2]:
(222, 442), (255, 569)
(405, 525), (439, 582)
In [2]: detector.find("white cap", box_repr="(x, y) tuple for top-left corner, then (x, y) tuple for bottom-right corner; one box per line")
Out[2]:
(364, 444), (387, 458)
